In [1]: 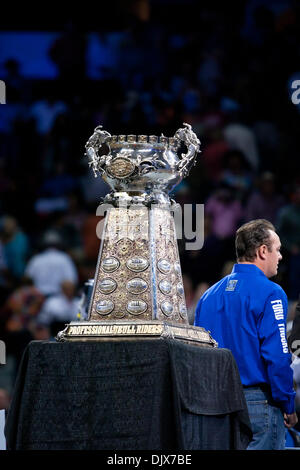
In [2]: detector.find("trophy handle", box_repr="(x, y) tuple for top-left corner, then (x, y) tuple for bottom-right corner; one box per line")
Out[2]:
(85, 125), (112, 177)
(173, 123), (201, 178)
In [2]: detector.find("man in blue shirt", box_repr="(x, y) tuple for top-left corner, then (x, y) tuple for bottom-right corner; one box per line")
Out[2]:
(194, 219), (297, 450)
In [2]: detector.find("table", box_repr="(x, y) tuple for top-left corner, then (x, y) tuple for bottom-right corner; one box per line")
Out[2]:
(5, 338), (252, 450)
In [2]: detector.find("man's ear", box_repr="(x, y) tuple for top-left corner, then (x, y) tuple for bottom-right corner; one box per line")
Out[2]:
(257, 244), (267, 260)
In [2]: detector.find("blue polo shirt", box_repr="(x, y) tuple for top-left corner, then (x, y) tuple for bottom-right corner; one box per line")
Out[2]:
(194, 263), (295, 414)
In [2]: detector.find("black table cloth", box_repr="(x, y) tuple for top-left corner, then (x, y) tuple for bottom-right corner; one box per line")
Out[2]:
(5, 338), (252, 450)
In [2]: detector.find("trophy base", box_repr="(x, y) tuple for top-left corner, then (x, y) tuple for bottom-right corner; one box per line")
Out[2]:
(56, 320), (218, 348)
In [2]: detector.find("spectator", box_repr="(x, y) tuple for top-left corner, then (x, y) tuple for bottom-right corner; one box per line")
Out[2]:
(38, 162), (78, 202)
(223, 121), (260, 172)
(25, 230), (78, 297)
(182, 274), (195, 325)
(81, 206), (104, 262)
(0, 388), (10, 412)
(288, 294), (300, 356)
(220, 149), (253, 203)
(187, 281), (210, 325)
(2, 276), (45, 333)
(37, 280), (80, 337)
(201, 126), (229, 184)
(0, 216), (30, 280)
(29, 95), (68, 137)
(181, 214), (223, 287)
(206, 185), (244, 239)
(245, 172), (285, 225)
(277, 185), (300, 300)
(205, 184), (244, 262)
(64, 192), (88, 233)
(48, 21), (87, 86)
(46, 209), (84, 263)
(0, 87), (24, 171)
(3, 58), (30, 103)
(28, 94), (68, 175)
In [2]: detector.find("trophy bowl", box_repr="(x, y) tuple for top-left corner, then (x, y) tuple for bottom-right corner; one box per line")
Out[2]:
(85, 123), (201, 197)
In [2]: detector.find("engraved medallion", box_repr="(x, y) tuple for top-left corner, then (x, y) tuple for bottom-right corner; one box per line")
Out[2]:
(101, 256), (120, 273)
(113, 310), (126, 319)
(127, 278), (148, 294)
(160, 301), (174, 316)
(158, 279), (172, 295)
(107, 157), (135, 179)
(96, 300), (114, 315)
(126, 256), (149, 272)
(174, 262), (181, 276)
(117, 238), (133, 256)
(98, 278), (117, 294)
(127, 300), (148, 315)
(179, 304), (187, 318)
(157, 259), (171, 274)
(177, 283), (184, 296)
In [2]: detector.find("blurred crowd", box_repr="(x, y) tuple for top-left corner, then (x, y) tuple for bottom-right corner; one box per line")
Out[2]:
(0, 0), (300, 422)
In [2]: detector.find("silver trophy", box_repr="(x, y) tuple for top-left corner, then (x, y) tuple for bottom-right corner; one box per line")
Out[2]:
(57, 123), (217, 347)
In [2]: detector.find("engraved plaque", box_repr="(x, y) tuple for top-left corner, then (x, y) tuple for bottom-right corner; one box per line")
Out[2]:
(127, 278), (148, 294)
(157, 259), (171, 274)
(177, 283), (184, 296)
(160, 301), (173, 316)
(127, 300), (148, 315)
(126, 257), (149, 272)
(96, 300), (114, 315)
(102, 257), (120, 273)
(159, 279), (172, 295)
(98, 278), (117, 294)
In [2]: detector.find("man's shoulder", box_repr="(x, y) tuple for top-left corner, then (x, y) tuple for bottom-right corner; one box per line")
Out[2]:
(200, 272), (287, 300)
(263, 278), (287, 299)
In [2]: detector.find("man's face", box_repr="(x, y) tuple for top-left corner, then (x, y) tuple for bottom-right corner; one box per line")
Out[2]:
(265, 230), (282, 278)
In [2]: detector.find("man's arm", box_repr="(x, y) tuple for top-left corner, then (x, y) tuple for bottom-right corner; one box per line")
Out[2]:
(284, 412), (298, 429)
(257, 290), (296, 415)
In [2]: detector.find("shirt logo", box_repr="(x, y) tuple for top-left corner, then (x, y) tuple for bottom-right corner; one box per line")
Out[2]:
(225, 279), (238, 291)
(271, 299), (284, 321)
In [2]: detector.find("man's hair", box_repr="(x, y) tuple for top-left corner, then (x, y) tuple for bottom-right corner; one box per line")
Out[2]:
(235, 219), (275, 262)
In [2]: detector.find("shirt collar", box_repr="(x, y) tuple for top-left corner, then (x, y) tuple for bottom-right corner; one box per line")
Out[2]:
(232, 263), (267, 278)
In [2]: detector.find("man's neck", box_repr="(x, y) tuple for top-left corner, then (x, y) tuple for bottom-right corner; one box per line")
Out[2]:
(238, 260), (266, 276)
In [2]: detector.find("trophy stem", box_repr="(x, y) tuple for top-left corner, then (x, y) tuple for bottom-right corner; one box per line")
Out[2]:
(86, 202), (188, 324)
(57, 200), (217, 347)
